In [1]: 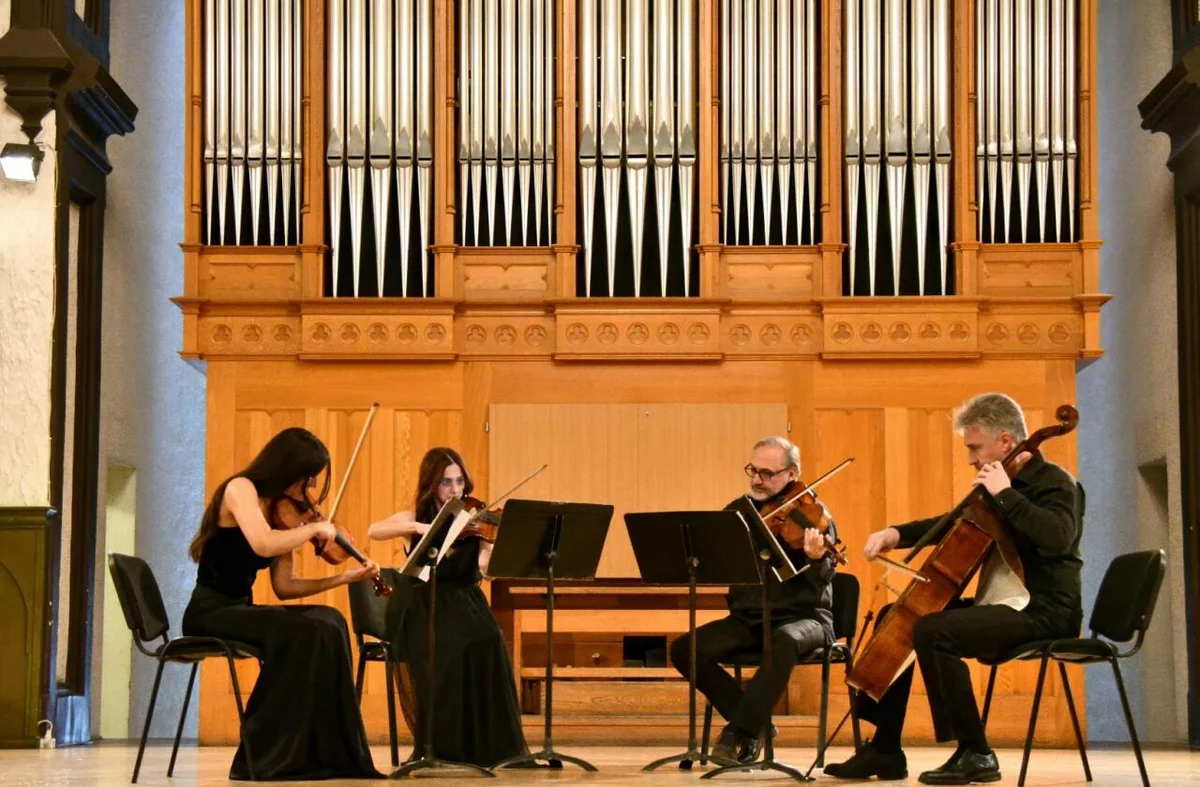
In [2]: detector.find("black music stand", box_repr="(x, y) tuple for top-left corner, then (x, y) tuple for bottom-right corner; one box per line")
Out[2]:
(485, 499), (614, 772)
(625, 510), (761, 772)
(700, 496), (812, 782)
(392, 499), (495, 779)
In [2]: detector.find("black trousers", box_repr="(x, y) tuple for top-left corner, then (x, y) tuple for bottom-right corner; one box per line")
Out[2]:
(856, 599), (1062, 748)
(670, 614), (829, 736)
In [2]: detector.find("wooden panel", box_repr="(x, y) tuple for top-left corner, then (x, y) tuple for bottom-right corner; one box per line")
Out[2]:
(196, 359), (1089, 748)
(0, 509), (50, 747)
(488, 403), (785, 578)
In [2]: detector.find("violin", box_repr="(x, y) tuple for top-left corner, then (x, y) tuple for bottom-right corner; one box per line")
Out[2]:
(273, 495), (393, 597)
(448, 463), (549, 545)
(456, 496), (503, 543)
(757, 457), (854, 565)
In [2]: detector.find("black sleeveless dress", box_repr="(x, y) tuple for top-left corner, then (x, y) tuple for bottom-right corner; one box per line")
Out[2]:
(182, 525), (382, 780)
(387, 507), (528, 767)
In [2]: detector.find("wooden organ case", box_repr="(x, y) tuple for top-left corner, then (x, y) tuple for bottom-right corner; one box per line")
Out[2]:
(178, 0), (1106, 747)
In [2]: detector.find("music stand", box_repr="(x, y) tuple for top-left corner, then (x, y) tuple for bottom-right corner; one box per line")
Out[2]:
(392, 499), (495, 779)
(699, 497), (811, 782)
(624, 510), (761, 772)
(485, 499), (614, 772)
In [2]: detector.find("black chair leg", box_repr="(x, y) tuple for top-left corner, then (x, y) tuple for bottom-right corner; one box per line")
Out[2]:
(168, 663), (198, 777)
(1058, 662), (1092, 782)
(816, 658), (831, 767)
(1017, 656), (1050, 787)
(1110, 657), (1151, 787)
(385, 657), (400, 768)
(981, 664), (998, 729)
(227, 654), (256, 781)
(355, 652), (367, 702)
(700, 701), (714, 766)
(132, 658), (167, 784)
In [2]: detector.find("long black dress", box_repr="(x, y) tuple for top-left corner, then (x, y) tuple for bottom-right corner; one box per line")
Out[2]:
(388, 514), (528, 768)
(182, 525), (382, 781)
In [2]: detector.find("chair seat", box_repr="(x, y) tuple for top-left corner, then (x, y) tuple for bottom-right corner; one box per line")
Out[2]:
(359, 639), (391, 661)
(981, 637), (1119, 667)
(158, 636), (262, 663)
(721, 640), (850, 668)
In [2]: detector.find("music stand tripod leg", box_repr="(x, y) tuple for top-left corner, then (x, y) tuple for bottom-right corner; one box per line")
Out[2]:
(643, 555), (708, 771)
(392, 548), (496, 779)
(703, 551), (811, 783)
(497, 526), (598, 772)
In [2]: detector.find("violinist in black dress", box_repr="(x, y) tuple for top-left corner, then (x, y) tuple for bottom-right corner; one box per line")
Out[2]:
(367, 447), (528, 768)
(182, 427), (383, 780)
(669, 436), (839, 764)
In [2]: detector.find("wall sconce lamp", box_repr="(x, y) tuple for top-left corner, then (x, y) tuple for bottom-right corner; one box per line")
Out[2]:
(0, 142), (44, 182)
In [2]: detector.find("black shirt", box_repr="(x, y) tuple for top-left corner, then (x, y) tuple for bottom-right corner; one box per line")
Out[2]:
(724, 487), (838, 634)
(196, 524), (273, 601)
(893, 450), (1084, 632)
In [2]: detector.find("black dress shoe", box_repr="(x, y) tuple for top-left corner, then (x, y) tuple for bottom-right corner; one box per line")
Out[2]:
(917, 748), (1001, 785)
(736, 724), (777, 764)
(823, 741), (908, 780)
(710, 725), (741, 764)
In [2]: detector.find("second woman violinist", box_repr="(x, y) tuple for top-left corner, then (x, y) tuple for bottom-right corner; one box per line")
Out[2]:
(367, 447), (529, 768)
(668, 436), (840, 766)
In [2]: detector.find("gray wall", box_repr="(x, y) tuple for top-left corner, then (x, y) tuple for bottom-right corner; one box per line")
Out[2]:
(101, 0), (206, 739)
(1077, 0), (1184, 743)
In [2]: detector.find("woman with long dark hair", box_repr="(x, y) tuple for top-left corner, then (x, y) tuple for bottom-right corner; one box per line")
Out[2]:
(368, 447), (527, 767)
(183, 426), (382, 780)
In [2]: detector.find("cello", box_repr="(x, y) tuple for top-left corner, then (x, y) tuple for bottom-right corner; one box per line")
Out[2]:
(846, 404), (1078, 701)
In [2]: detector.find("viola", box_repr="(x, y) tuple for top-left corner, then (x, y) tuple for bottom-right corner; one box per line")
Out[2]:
(272, 494), (393, 597)
(758, 481), (848, 565)
(757, 457), (854, 565)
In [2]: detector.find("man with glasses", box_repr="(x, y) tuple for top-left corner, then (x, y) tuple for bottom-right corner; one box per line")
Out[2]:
(669, 436), (838, 764)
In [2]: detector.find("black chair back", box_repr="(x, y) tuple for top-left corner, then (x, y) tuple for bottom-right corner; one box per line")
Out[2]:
(108, 553), (171, 644)
(831, 572), (860, 641)
(347, 567), (402, 643)
(1089, 549), (1166, 644)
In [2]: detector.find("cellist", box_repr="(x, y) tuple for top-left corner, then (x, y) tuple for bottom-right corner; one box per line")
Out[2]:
(824, 393), (1085, 785)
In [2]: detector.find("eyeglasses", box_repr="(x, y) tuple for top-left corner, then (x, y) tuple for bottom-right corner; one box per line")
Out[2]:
(744, 464), (790, 481)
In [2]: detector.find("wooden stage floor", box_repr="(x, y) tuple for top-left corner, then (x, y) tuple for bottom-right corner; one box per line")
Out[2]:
(0, 743), (1195, 786)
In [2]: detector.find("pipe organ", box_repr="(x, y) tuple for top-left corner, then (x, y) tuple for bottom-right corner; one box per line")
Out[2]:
(458, 0), (557, 249)
(976, 0), (1078, 247)
(722, 0), (819, 249)
(326, 0), (435, 297)
(578, 0), (698, 297)
(203, 0), (303, 246)
(195, 0), (1089, 300)
(843, 0), (951, 296)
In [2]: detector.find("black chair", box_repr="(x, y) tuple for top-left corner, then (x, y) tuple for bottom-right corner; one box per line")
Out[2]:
(700, 572), (863, 766)
(347, 568), (403, 768)
(980, 548), (1166, 787)
(107, 553), (262, 783)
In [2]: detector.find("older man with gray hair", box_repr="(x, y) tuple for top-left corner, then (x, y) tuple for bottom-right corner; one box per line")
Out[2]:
(824, 393), (1085, 785)
(670, 435), (839, 765)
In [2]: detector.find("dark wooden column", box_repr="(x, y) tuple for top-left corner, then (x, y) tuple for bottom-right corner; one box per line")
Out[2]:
(1140, 24), (1200, 746)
